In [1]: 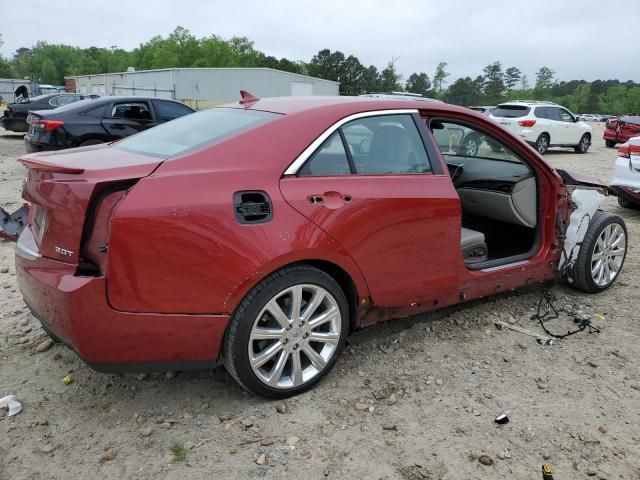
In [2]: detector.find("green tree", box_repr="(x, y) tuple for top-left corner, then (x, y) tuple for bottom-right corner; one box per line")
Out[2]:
(535, 66), (556, 93)
(405, 72), (431, 96)
(445, 76), (483, 105)
(433, 61), (449, 97)
(482, 61), (505, 104)
(379, 61), (402, 91)
(504, 67), (522, 90)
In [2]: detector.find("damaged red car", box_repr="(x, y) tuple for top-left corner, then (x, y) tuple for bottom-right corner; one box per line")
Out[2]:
(604, 115), (640, 148)
(15, 94), (628, 398)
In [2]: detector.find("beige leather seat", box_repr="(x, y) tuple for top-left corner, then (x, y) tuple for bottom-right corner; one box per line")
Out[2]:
(461, 227), (488, 264)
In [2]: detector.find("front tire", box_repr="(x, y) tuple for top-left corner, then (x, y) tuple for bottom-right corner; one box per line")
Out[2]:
(574, 133), (591, 153)
(535, 134), (550, 155)
(460, 133), (481, 156)
(222, 265), (349, 398)
(605, 140), (616, 148)
(569, 211), (627, 293)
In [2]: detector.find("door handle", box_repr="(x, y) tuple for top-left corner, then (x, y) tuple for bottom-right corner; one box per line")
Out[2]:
(307, 192), (352, 206)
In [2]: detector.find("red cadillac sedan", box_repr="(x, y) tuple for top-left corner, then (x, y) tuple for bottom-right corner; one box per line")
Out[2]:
(15, 94), (627, 398)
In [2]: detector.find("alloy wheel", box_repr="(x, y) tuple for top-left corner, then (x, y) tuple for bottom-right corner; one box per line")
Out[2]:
(590, 223), (626, 287)
(579, 135), (590, 152)
(537, 136), (548, 154)
(248, 284), (341, 389)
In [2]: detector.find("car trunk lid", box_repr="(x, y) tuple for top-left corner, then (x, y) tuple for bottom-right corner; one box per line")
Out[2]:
(19, 144), (163, 264)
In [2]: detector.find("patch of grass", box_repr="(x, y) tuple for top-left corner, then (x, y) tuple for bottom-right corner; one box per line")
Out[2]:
(170, 441), (187, 462)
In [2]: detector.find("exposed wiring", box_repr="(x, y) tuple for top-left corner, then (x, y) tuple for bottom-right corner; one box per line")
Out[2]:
(530, 212), (601, 339)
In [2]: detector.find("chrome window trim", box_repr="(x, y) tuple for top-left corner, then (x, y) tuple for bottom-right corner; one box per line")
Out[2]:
(283, 109), (420, 175)
(16, 239), (41, 260)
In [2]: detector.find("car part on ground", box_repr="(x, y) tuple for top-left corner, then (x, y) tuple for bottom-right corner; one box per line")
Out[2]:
(14, 94), (628, 397)
(23, 96), (194, 152)
(491, 100), (592, 154)
(0, 204), (29, 241)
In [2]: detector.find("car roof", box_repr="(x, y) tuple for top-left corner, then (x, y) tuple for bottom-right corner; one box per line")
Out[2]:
(497, 100), (559, 107)
(226, 95), (469, 116)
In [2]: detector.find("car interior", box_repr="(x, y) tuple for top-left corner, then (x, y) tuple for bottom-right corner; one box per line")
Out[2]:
(429, 119), (538, 268)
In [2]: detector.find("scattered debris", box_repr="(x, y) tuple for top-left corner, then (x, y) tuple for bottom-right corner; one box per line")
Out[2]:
(354, 402), (369, 412)
(495, 320), (553, 345)
(35, 339), (54, 353)
(63, 375), (73, 385)
(101, 448), (116, 462)
(275, 401), (287, 414)
(286, 435), (300, 447)
(255, 453), (268, 466)
(0, 204), (29, 241)
(382, 423), (397, 431)
(0, 395), (22, 416)
(478, 455), (494, 466)
(495, 411), (509, 425)
(386, 394), (398, 406)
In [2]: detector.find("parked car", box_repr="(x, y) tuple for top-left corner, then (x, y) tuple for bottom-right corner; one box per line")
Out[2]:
(490, 101), (592, 154)
(24, 96), (195, 152)
(468, 106), (496, 116)
(610, 136), (640, 208)
(1, 93), (98, 133)
(603, 115), (640, 148)
(16, 95), (627, 398)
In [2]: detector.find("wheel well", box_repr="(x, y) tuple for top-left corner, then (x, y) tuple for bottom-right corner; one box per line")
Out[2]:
(297, 260), (359, 333)
(540, 132), (550, 139)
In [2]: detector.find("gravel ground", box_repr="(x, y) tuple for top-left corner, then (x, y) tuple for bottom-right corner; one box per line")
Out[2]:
(1, 124), (639, 480)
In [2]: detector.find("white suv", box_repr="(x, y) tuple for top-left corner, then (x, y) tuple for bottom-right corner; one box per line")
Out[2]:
(490, 101), (592, 154)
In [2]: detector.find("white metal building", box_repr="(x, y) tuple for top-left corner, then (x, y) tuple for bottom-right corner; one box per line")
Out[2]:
(0, 79), (34, 104)
(66, 68), (339, 109)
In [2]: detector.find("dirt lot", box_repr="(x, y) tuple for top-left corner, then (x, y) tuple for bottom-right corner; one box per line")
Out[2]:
(1, 124), (639, 480)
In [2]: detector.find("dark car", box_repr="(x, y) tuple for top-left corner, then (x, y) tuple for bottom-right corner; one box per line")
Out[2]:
(1, 93), (98, 133)
(16, 94), (627, 398)
(23, 96), (195, 152)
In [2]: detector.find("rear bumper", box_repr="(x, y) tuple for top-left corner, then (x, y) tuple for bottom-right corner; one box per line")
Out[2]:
(15, 226), (229, 371)
(23, 135), (64, 153)
(1, 116), (27, 133)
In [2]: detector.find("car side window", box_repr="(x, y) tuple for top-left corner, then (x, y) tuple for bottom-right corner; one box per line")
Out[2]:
(429, 119), (529, 169)
(546, 107), (562, 121)
(298, 132), (351, 176)
(559, 109), (574, 122)
(110, 102), (152, 121)
(534, 107), (547, 119)
(343, 115), (431, 174)
(155, 101), (193, 122)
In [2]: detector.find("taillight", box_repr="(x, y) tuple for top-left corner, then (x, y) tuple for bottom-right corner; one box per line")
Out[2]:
(81, 188), (129, 273)
(619, 144), (640, 158)
(619, 145), (630, 158)
(31, 119), (64, 132)
(518, 119), (536, 128)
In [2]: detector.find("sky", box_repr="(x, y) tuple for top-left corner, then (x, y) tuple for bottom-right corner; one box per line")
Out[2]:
(2, 0), (639, 84)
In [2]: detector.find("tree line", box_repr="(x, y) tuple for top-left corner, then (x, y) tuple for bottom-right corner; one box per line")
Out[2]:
(1, 27), (639, 114)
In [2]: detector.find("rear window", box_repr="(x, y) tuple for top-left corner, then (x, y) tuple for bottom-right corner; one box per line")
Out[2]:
(115, 108), (280, 157)
(492, 105), (531, 118)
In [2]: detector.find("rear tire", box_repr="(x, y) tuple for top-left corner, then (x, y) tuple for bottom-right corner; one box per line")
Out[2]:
(222, 265), (349, 398)
(569, 211), (627, 293)
(617, 195), (634, 209)
(605, 140), (616, 148)
(574, 133), (591, 153)
(535, 134), (549, 155)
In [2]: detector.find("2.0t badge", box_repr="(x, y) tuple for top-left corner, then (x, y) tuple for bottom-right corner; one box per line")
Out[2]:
(54, 246), (74, 257)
